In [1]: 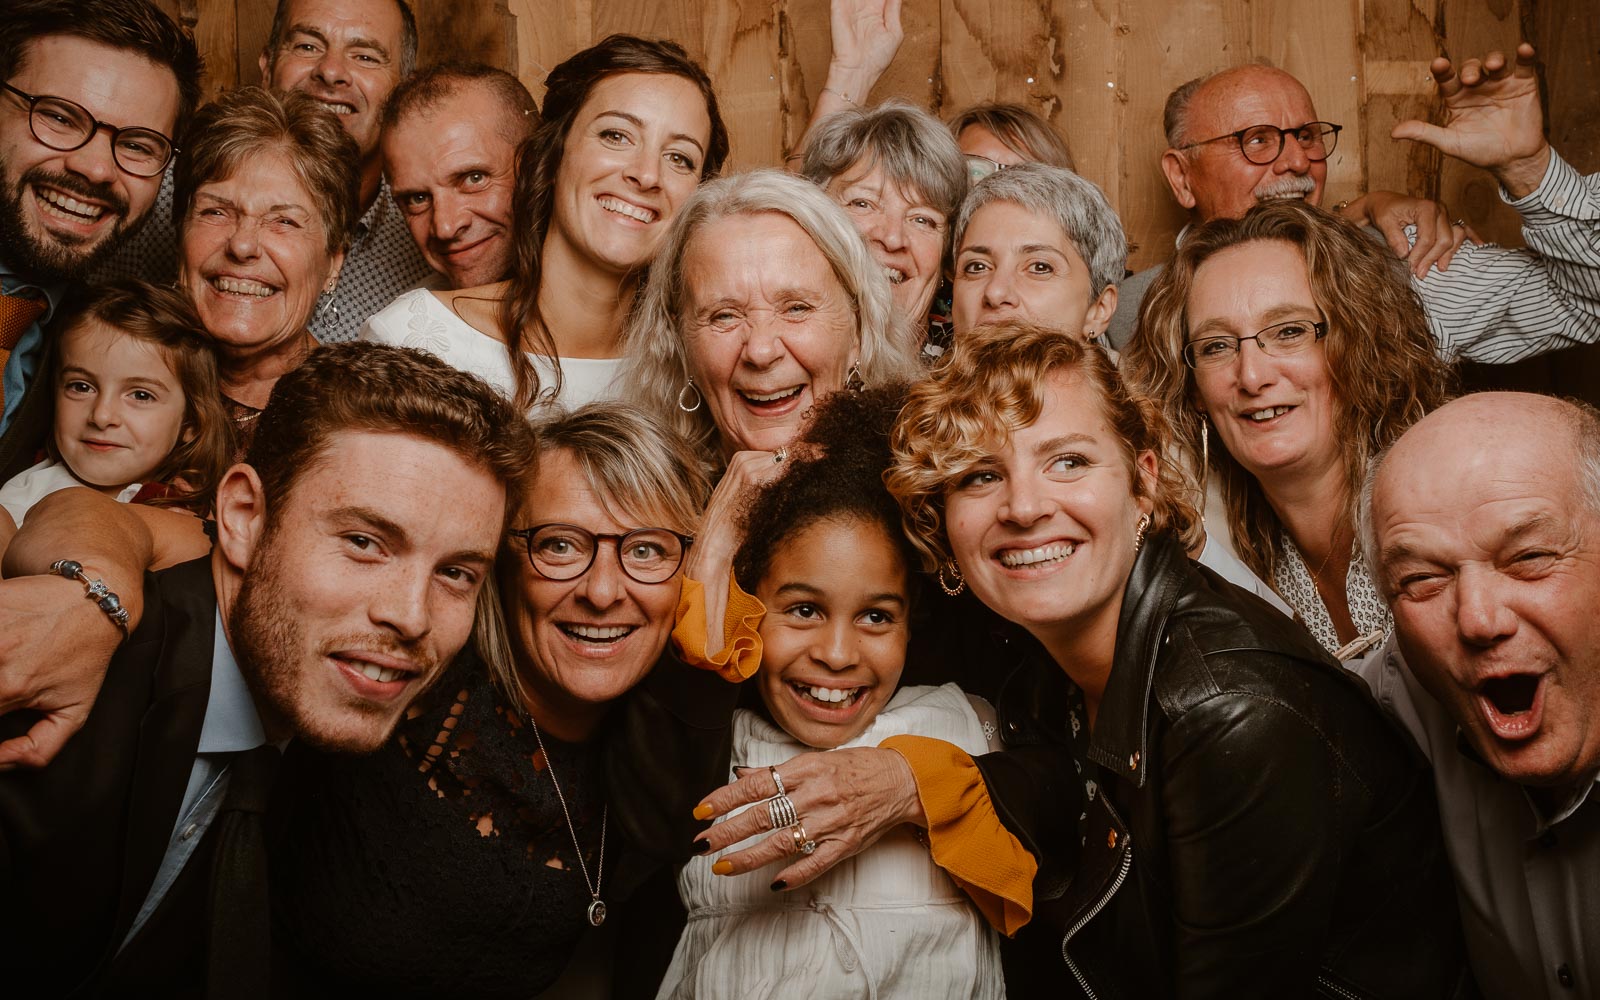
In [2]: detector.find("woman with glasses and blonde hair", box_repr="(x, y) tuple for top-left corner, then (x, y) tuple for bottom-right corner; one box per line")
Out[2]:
(271, 401), (718, 996)
(1121, 200), (1452, 656)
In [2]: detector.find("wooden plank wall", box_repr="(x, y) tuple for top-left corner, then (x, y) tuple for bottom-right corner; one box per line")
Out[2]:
(176, 0), (1595, 274)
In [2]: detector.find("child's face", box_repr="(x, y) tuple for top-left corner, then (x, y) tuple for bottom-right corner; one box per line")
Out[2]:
(54, 318), (188, 490)
(754, 516), (911, 749)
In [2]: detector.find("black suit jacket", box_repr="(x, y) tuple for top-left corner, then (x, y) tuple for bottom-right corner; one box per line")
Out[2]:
(0, 556), (217, 995)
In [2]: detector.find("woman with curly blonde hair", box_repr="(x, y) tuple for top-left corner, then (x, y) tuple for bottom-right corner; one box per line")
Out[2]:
(878, 319), (1460, 995)
(1121, 200), (1453, 656)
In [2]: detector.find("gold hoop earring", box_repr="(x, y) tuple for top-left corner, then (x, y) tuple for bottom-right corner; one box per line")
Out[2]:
(937, 562), (966, 597)
(1199, 415), (1209, 470)
(677, 376), (702, 413)
(1133, 514), (1152, 553)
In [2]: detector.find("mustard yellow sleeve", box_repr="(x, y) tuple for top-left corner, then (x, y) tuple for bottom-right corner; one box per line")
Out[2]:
(672, 570), (766, 683)
(880, 734), (1036, 937)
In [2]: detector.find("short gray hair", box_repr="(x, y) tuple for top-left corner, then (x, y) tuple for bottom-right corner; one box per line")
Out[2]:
(1358, 396), (1600, 600)
(1164, 75), (1209, 148)
(800, 100), (968, 221)
(476, 401), (713, 703)
(950, 163), (1127, 297)
(617, 169), (921, 452)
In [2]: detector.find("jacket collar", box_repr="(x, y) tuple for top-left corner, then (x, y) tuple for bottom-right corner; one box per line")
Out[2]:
(1085, 532), (1189, 787)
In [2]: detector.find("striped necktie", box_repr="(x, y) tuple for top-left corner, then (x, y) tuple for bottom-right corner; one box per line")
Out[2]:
(0, 290), (48, 413)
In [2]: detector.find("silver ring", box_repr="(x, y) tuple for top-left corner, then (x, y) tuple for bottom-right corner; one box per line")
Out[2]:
(1453, 218), (1466, 227)
(769, 766), (786, 797)
(767, 794), (799, 830)
(791, 824), (816, 855)
(773, 447), (787, 464)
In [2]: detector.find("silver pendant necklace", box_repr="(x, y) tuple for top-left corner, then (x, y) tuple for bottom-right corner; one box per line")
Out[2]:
(528, 714), (608, 926)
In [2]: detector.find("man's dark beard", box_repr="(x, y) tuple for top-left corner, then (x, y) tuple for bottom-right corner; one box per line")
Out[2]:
(229, 535), (441, 753)
(0, 158), (140, 283)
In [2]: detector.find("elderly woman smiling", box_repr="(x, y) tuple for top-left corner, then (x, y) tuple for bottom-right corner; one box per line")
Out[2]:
(619, 167), (921, 659)
(799, 102), (967, 344)
(174, 87), (355, 439)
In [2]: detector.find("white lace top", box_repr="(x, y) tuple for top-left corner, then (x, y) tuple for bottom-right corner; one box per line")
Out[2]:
(361, 289), (624, 412)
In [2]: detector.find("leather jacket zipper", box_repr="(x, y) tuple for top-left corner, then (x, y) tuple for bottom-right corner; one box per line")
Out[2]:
(1316, 972), (1371, 1000)
(1061, 800), (1133, 1000)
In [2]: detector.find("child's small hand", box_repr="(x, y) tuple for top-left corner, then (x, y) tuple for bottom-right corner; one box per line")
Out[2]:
(690, 748), (926, 890)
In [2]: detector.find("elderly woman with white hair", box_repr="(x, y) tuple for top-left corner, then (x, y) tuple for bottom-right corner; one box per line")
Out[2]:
(949, 163), (1127, 347)
(799, 101), (968, 344)
(618, 168), (922, 668)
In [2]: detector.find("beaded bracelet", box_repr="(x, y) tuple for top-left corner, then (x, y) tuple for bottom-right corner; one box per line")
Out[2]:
(49, 559), (131, 638)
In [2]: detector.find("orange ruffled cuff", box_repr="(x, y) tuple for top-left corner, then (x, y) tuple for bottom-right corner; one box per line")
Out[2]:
(880, 734), (1036, 937)
(673, 572), (767, 683)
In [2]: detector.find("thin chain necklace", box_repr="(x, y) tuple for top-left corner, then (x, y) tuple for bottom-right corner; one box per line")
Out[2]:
(527, 713), (609, 926)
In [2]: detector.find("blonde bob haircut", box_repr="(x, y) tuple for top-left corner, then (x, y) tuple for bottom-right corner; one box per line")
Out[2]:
(1120, 200), (1452, 583)
(474, 401), (713, 705)
(887, 320), (1199, 572)
(617, 168), (921, 452)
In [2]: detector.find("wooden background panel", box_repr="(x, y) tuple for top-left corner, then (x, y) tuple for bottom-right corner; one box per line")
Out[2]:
(695, 0), (784, 170)
(1056, 0), (1120, 234)
(1358, 0), (1445, 202)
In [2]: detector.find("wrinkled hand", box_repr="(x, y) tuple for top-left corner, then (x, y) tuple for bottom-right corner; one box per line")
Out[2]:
(1392, 43), (1550, 196)
(0, 575), (121, 769)
(691, 747), (926, 890)
(683, 450), (789, 656)
(826, 0), (904, 96)
(1338, 191), (1478, 277)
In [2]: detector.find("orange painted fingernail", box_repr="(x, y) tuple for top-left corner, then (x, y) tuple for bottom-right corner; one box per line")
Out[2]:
(693, 804), (714, 821)
(712, 860), (734, 876)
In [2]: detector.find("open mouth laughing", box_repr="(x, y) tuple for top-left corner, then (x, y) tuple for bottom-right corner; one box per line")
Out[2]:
(789, 681), (867, 708)
(1476, 672), (1546, 741)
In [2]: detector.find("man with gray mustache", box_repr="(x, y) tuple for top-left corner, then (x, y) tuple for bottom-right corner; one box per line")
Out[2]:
(1106, 46), (1600, 364)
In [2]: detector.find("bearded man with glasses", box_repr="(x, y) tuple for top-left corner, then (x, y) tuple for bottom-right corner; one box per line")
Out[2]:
(0, 0), (200, 480)
(1106, 48), (1600, 369)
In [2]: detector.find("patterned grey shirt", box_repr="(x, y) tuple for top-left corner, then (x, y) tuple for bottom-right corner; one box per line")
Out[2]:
(95, 167), (437, 344)
(1272, 534), (1392, 656)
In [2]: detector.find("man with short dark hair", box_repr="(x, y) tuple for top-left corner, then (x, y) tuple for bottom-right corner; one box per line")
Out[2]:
(99, 0), (435, 343)
(0, 0), (200, 476)
(0, 342), (530, 995)
(380, 62), (537, 289)
(1107, 45), (1600, 363)
(1358, 391), (1600, 999)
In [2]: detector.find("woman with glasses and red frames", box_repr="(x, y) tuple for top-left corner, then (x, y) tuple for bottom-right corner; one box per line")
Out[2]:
(1122, 201), (1452, 657)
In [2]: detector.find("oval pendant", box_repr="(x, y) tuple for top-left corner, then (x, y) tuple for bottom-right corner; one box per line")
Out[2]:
(587, 899), (607, 927)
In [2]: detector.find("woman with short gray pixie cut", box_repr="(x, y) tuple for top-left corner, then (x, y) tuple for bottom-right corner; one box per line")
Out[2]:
(800, 100), (967, 333)
(949, 163), (1126, 343)
(618, 168), (920, 457)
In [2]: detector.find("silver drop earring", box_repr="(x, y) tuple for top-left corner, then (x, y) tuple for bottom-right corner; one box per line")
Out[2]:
(677, 376), (702, 413)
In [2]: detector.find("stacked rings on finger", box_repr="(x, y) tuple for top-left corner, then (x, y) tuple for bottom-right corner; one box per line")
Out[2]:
(767, 793), (799, 830)
(790, 824), (817, 855)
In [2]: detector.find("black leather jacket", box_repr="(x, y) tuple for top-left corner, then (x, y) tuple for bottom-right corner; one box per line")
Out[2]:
(982, 534), (1467, 999)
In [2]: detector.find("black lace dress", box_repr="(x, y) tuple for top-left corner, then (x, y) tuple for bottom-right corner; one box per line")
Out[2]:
(270, 658), (610, 998)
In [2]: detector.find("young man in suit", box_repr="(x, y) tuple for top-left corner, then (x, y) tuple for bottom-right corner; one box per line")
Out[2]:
(0, 342), (531, 996)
